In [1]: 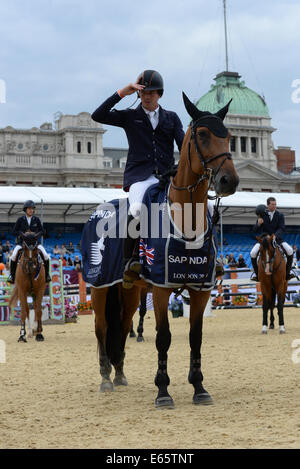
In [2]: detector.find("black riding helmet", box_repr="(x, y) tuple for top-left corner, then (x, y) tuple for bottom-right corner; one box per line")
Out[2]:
(136, 70), (164, 96)
(255, 204), (267, 217)
(23, 200), (36, 212)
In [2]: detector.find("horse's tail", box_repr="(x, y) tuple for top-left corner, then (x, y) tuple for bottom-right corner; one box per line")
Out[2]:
(105, 284), (122, 366)
(8, 285), (19, 309)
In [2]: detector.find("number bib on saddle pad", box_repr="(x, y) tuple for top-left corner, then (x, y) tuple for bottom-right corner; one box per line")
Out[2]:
(139, 184), (217, 290)
(81, 199), (128, 288)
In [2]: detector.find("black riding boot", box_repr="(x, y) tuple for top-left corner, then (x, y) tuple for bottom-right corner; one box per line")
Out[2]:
(286, 255), (295, 280)
(8, 260), (17, 284)
(122, 215), (141, 288)
(251, 257), (258, 282)
(44, 259), (52, 283)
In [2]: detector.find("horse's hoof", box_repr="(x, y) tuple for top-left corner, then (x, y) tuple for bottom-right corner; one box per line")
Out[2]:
(100, 381), (114, 393)
(18, 336), (27, 343)
(35, 334), (44, 342)
(113, 375), (128, 387)
(155, 396), (175, 409)
(129, 330), (136, 338)
(193, 392), (214, 405)
(261, 326), (268, 334)
(279, 327), (286, 334)
(137, 336), (144, 342)
(269, 323), (274, 330)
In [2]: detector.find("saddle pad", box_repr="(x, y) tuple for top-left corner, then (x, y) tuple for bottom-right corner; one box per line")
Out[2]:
(81, 199), (128, 288)
(140, 184), (217, 290)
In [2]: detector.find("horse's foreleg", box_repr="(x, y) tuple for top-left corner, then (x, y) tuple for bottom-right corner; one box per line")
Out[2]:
(269, 290), (276, 329)
(152, 287), (173, 409)
(262, 295), (270, 327)
(91, 287), (113, 392)
(189, 290), (213, 405)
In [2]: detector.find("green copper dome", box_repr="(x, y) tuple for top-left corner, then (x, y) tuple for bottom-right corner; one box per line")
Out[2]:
(195, 71), (270, 117)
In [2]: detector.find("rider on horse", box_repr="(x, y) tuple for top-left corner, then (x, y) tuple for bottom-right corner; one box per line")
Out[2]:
(250, 196), (295, 281)
(8, 200), (51, 284)
(91, 69), (185, 287)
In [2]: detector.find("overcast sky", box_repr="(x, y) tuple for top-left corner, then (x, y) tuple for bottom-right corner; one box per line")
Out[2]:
(1, 0), (300, 164)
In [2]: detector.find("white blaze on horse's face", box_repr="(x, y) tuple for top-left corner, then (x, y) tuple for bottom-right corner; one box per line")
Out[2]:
(265, 251), (271, 275)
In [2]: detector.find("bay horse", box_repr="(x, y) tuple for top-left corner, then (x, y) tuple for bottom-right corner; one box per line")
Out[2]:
(9, 232), (46, 342)
(257, 234), (287, 334)
(91, 92), (239, 405)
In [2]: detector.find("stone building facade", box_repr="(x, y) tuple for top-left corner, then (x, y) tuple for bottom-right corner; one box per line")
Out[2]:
(0, 72), (298, 193)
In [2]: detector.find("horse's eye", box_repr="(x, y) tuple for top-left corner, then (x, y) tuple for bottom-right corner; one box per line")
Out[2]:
(198, 131), (208, 141)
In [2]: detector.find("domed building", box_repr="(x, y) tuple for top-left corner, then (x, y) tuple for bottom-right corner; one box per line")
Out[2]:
(195, 70), (297, 193)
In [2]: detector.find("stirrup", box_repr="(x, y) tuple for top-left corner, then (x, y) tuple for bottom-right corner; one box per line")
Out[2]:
(124, 258), (141, 275)
(7, 275), (15, 284)
(287, 270), (296, 280)
(251, 272), (258, 282)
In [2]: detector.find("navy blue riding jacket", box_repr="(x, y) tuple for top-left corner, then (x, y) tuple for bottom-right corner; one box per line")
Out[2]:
(91, 92), (185, 191)
(12, 215), (45, 245)
(253, 210), (285, 243)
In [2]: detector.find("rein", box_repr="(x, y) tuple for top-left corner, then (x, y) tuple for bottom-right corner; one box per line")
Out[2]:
(261, 240), (283, 276)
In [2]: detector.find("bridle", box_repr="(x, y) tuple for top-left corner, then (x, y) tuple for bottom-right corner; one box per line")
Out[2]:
(21, 237), (40, 275)
(260, 237), (282, 275)
(170, 115), (232, 200)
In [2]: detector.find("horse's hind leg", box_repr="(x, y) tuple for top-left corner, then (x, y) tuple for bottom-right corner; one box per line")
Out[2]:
(189, 290), (213, 405)
(277, 294), (286, 333)
(152, 286), (174, 409)
(114, 285), (141, 386)
(18, 294), (28, 343)
(91, 287), (113, 392)
(35, 288), (45, 342)
(137, 289), (147, 342)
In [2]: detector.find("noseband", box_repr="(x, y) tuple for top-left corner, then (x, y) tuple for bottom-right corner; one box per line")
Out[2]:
(171, 116), (232, 198)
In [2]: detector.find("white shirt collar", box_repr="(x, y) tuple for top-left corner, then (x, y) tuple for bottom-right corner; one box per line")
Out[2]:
(142, 106), (159, 116)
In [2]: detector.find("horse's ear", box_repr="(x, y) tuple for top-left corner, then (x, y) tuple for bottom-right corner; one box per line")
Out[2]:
(182, 92), (207, 121)
(214, 99), (232, 121)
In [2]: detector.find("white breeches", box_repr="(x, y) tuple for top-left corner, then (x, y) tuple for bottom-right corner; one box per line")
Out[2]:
(128, 175), (158, 219)
(250, 241), (293, 258)
(128, 175), (215, 219)
(11, 244), (50, 261)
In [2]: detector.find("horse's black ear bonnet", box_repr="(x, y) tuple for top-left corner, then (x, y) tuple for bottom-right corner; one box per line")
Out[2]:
(182, 92), (232, 138)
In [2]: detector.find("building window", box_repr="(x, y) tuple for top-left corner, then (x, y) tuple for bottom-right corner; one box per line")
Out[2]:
(42, 182), (58, 186)
(240, 137), (246, 153)
(230, 137), (236, 152)
(77, 142), (81, 153)
(242, 188), (253, 191)
(87, 142), (92, 154)
(18, 143), (23, 150)
(251, 138), (257, 153)
(43, 144), (49, 151)
(261, 189), (272, 192)
(280, 189), (290, 193)
(103, 161), (112, 168)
